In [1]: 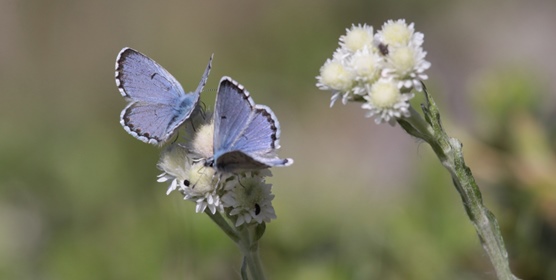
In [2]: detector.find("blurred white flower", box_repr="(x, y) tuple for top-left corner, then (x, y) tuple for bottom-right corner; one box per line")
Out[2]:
(157, 144), (193, 195)
(191, 119), (214, 159)
(183, 162), (222, 214)
(221, 172), (276, 227)
(193, 187), (222, 214)
(157, 142), (223, 214)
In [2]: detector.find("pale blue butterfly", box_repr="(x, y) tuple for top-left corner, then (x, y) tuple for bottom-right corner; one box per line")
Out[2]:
(206, 76), (293, 173)
(115, 47), (213, 145)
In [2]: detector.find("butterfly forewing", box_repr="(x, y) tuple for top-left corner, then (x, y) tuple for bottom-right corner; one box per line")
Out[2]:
(213, 77), (255, 155)
(194, 53), (213, 96)
(116, 48), (184, 104)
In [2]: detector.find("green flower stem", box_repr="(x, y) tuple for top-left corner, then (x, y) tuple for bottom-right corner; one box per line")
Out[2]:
(397, 106), (434, 142)
(206, 210), (266, 280)
(205, 210), (240, 243)
(397, 88), (519, 280)
(238, 226), (266, 280)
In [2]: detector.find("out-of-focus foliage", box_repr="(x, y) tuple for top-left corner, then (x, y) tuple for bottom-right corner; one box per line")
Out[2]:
(1, 0), (555, 279)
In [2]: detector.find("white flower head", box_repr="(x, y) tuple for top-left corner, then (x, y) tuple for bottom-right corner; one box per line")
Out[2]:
(193, 188), (223, 215)
(157, 142), (224, 214)
(382, 45), (430, 91)
(174, 109), (213, 145)
(316, 57), (356, 107)
(340, 24), (374, 53)
(316, 58), (354, 92)
(362, 78), (414, 125)
(157, 144), (193, 195)
(349, 46), (383, 95)
(316, 19), (431, 125)
(375, 19), (423, 48)
(190, 118), (214, 159)
(221, 172), (276, 227)
(183, 162), (223, 214)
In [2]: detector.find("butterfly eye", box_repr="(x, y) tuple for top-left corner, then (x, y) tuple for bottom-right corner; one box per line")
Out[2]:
(254, 203), (261, 215)
(183, 180), (190, 187)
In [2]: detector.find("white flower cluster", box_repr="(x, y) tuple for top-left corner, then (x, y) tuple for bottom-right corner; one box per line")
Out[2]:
(156, 116), (277, 227)
(316, 20), (431, 125)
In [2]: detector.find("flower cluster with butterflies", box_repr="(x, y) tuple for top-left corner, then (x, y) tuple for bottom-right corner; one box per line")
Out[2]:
(316, 19), (431, 125)
(115, 48), (292, 227)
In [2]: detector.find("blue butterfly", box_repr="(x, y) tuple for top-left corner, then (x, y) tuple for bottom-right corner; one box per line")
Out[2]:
(207, 76), (293, 173)
(115, 47), (213, 145)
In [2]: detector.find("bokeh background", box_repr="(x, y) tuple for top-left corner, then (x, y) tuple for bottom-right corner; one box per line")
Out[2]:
(2, 0), (556, 279)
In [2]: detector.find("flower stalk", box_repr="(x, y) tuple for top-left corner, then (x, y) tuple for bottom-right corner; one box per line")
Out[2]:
(205, 209), (239, 243)
(316, 20), (520, 279)
(399, 88), (518, 280)
(237, 225), (267, 280)
(206, 209), (267, 280)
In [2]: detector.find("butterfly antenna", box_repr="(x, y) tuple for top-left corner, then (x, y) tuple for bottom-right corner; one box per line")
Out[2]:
(188, 118), (198, 132)
(190, 176), (201, 190)
(191, 157), (203, 164)
(189, 161), (219, 190)
(171, 132), (180, 144)
(236, 176), (247, 189)
(199, 101), (208, 118)
(191, 161), (210, 190)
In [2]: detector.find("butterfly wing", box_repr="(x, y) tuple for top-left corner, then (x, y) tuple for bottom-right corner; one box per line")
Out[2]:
(194, 53), (213, 97)
(213, 151), (271, 172)
(116, 48), (184, 103)
(120, 102), (184, 145)
(213, 77), (254, 154)
(212, 77), (293, 172)
(115, 48), (213, 144)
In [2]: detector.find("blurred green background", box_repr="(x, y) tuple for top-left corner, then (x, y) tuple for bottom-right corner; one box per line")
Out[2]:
(2, 0), (556, 279)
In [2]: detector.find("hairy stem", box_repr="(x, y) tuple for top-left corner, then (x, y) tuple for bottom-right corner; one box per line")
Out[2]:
(398, 87), (519, 280)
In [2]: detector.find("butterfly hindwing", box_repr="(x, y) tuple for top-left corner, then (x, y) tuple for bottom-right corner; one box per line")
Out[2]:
(234, 105), (280, 154)
(120, 102), (183, 145)
(214, 151), (270, 172)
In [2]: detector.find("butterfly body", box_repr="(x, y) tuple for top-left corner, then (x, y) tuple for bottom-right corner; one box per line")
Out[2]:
(115, 47), (213, 145)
